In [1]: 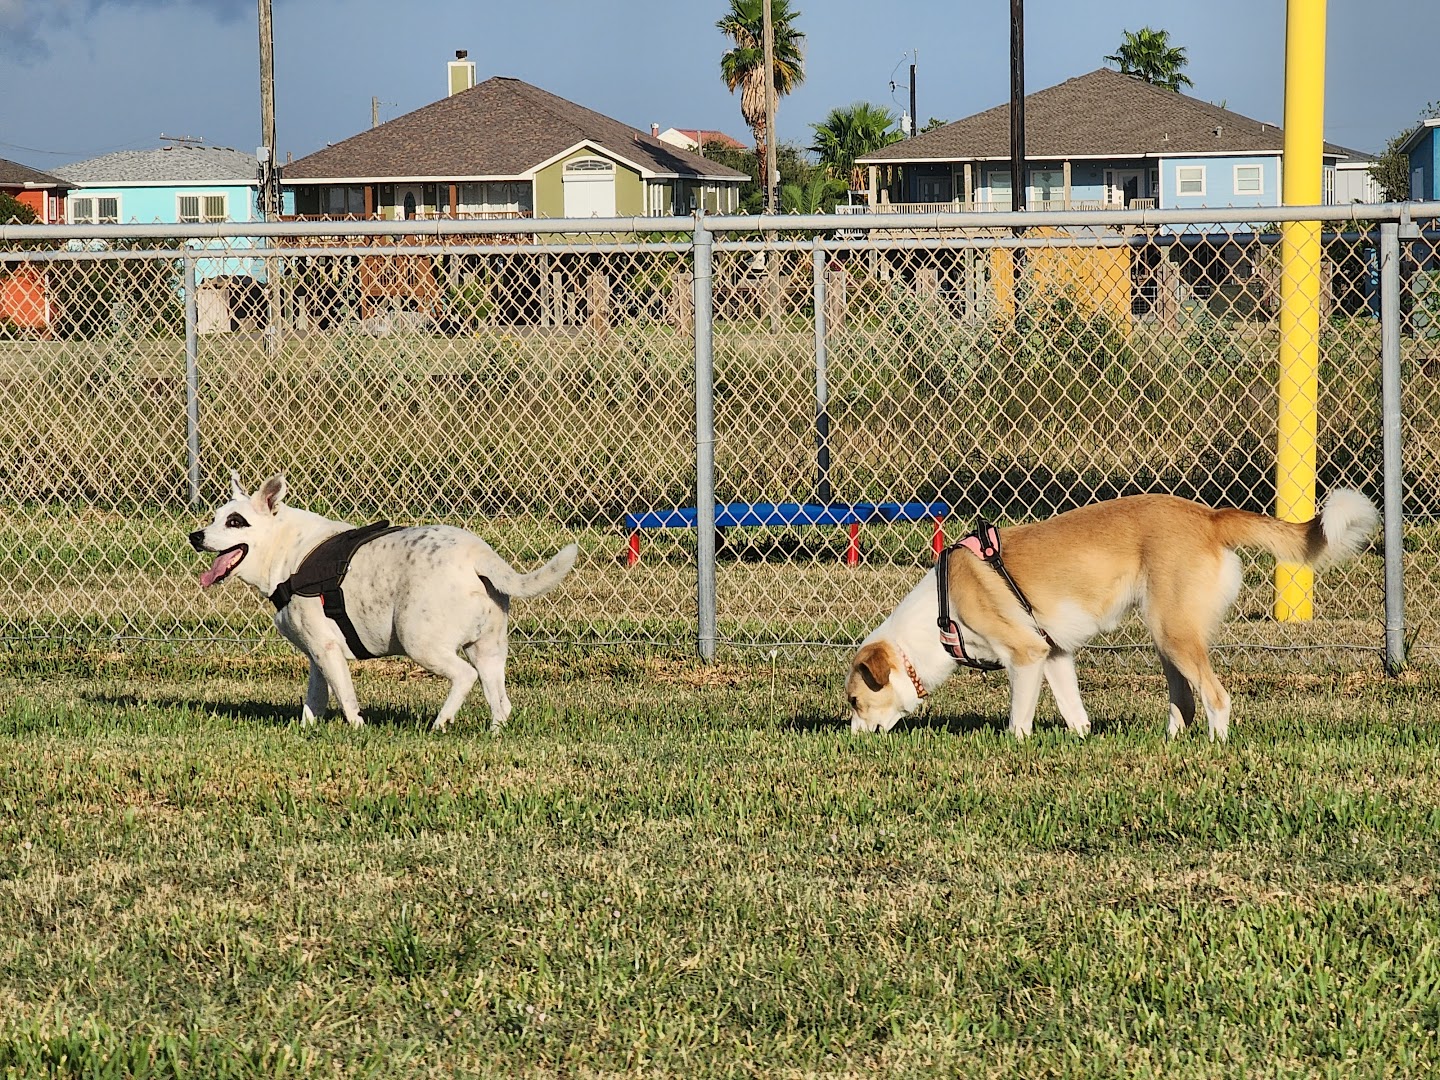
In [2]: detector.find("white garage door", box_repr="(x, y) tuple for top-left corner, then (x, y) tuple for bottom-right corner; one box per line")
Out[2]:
(563, 157), (617, 218)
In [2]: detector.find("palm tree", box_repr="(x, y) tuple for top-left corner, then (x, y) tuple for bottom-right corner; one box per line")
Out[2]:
(1105, 27), (1193, 92)
(718, 0), (805, 196)
(780, 174), (848, 214)
(810, 102), (904, 191)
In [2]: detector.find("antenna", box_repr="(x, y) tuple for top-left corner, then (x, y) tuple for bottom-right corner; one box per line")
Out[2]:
(159, 133), (206, 147)
(372, 96), (399, 129)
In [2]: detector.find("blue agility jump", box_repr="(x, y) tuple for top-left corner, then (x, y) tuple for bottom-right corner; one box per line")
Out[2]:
(623, 501), (949, 566)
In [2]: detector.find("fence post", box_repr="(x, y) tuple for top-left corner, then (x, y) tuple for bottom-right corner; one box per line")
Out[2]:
(1379, 221), (1407, 672)
(694, 216), (717, 662)
(184, 255), (201, 506)
(813, 238), (831, 505)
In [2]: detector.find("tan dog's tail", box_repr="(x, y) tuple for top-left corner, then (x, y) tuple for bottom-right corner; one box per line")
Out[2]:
(479, 543), (579, 599)
(1211, 488), (1377, 568)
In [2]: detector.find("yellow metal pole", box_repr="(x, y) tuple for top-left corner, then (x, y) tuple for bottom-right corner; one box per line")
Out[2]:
(1275, 0), (1326, 621)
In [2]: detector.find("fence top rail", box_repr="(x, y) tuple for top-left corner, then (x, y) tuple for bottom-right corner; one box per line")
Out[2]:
(705, 202), (1434, 233)
(0, 215), (699, 244)
(3, 203), (1437, 246)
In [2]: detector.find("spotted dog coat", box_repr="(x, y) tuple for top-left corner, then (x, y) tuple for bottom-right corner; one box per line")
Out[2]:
(189, 473), (578, 732)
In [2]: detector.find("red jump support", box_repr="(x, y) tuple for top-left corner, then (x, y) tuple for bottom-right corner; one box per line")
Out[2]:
(846, 522), (861, 567)
(932, 515), (946, 561)
(626, 531), (641, 567)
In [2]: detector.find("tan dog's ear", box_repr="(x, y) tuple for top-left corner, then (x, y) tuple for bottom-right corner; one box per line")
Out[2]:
(254, 473), (287, 515)
(853, 642), (894, 691)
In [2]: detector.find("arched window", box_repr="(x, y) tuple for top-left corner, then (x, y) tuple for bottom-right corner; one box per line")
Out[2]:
(564, 157), (615, 176)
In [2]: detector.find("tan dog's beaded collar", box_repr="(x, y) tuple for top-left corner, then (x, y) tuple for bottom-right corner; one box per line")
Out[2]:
(901, 651), (928, 700)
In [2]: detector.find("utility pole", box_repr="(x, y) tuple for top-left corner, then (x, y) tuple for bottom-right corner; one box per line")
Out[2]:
(1009, 0), (1025, 210)
(909, 53), (918, 137)
(257, 0), (279, 221)
(762, 0), (777, 214)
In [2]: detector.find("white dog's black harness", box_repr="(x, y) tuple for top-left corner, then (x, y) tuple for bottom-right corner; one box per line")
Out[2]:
(269, 521), (406, 660)
(936, 519), (1050, 670)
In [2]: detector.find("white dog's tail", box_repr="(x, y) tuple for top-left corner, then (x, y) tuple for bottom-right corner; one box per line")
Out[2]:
(480, 543), (579, 599)
(1212, 487), (1378, 569)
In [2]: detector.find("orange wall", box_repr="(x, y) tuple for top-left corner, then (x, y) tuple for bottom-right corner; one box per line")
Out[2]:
(11, 190), (59, 223)
(0, 266), (49, 328)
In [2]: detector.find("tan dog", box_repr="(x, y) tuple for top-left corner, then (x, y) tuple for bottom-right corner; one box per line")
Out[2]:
(847, 489), (1377, 741)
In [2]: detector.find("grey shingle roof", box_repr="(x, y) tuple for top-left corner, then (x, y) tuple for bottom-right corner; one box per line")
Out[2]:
(53, 146), (258, 184)
(859, 68), (1361, 163)
(282, 76), (748, 182)
(0, 157), (68, 189)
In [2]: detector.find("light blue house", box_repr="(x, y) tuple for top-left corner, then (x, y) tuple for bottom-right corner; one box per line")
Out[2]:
(53, 144), (261, 227)
(1399, 118), (1440, 201)
(857, 68), (1370, 217)
(52, 145), (267, 305)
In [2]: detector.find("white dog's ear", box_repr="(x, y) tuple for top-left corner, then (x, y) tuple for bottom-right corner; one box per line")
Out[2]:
(229, 470), (246, 501)
(253, 473), (287, 514)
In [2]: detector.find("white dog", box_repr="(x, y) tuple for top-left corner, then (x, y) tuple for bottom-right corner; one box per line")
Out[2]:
(189, 473), (578, 732)
(847, 489), (1378, 742)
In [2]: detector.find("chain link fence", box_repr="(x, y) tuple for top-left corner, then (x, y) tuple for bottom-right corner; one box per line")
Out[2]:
(0, 207), (1433, 666)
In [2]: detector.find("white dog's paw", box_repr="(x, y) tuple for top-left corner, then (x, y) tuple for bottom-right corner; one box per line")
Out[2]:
(1070, 717), (1091, 738)
(347, 713), (366, 729)
(431, 717), (449, 733)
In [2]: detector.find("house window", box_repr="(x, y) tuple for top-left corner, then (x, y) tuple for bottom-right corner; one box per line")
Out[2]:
(323, 186), (366, 216)
(459, 182), (532, 216)
(565, 157), (615, 175)
(178, 193), (229, 223)
(70, 195), (120, 224)
(1233, 164), (1263, 197)
(1029, 169), (1063, 208)
(986, 170), (1013, 209)
(1177, 166), (1206, 197)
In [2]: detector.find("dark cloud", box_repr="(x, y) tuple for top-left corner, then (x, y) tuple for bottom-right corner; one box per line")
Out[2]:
(0, 0), (255, 62)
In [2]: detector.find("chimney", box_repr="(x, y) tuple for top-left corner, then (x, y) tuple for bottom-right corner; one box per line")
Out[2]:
(651, 123), (660, 137)
(448, 49), (476, 96)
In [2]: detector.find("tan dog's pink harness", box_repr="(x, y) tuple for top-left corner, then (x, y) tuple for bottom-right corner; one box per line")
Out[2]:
(936, 519), (1051, 670)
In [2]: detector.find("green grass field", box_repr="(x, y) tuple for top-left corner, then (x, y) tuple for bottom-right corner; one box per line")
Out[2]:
(1, 648), (1437, 1078)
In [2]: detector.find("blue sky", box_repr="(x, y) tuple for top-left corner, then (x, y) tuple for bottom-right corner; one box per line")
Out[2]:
(1, 0), (1435, 172)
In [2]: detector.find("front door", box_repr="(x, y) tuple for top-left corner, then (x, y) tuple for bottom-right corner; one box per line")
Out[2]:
(563, 157), (617, 218)
(395, 183), (424, 219)
(916, 175), (952, 205)
(1106, 169), (1144, 208)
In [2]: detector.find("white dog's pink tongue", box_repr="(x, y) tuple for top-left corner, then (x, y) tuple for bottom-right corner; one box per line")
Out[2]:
(200, 548), (243, 587)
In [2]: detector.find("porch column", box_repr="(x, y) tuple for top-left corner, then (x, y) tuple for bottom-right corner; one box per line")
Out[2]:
(1063, 160), (1072, 209)
(867, 165), (877, 209)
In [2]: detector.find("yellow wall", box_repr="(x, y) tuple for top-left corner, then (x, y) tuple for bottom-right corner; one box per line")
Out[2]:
(988, 229), (1133, 326)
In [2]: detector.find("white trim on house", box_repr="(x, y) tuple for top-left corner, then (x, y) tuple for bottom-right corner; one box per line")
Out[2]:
(1176, 165), (1207, 197)
(68, 193), (122, 224)
(285, 175), (536, 186)
(176, 192), (231, 223)
(1233, 163), (1263, 197)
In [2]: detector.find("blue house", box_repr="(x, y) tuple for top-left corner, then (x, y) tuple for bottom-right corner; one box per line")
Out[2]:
(1399, 118), (1440, 201)
(52, 144), (270, 325)
(52, 144), (261, 227)
(856, 68), (1369, 218)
